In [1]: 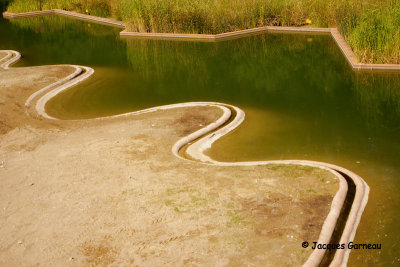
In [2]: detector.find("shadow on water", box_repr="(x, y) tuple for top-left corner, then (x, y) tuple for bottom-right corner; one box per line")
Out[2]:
(0, 0), (13, 14)
(320, 171), (356, 265)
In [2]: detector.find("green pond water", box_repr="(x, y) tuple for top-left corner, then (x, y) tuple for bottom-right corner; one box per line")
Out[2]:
(1, 15), (399, 265)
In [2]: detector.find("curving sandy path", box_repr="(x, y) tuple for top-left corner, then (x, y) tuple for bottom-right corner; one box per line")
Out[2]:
(0, 50), (369, 266)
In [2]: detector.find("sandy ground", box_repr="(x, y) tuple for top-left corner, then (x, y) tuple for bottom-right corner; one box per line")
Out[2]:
(0, 52), (7, 60)
(0, 65), (339, 266)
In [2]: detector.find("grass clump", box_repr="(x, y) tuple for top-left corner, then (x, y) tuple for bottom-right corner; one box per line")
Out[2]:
(6, 0), (400, 63)
(226, 209), (249, 225)
(346, 0), (400, 63)
(6, 0), (113, 17)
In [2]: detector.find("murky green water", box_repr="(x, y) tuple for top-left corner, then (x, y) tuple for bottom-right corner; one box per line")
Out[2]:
(1, 15), (399, 265)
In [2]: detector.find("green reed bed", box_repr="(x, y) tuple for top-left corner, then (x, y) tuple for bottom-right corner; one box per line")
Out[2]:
(5, 0), (400, 64)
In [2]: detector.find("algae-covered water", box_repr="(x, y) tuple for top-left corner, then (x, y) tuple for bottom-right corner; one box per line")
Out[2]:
(1, 15), (399, 265)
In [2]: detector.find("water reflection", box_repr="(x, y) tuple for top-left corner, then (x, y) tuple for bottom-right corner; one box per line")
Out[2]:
(1, 15), (399, 266)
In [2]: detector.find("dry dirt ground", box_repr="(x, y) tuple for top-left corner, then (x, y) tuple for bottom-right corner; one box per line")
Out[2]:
(0, 65), (339, 266)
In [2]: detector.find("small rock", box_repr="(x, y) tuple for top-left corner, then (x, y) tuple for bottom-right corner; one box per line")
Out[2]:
(17, 241), (22, 245)
(356, 161), (360, 164)
(30, 183), (35, 186)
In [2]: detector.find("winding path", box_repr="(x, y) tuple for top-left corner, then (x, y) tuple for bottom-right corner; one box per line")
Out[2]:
(0, 50), (369, 266)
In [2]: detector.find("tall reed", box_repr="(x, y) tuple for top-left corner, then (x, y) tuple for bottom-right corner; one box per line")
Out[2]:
(6, 0), (400, 63)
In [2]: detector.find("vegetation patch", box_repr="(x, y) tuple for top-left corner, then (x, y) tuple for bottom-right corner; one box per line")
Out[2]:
(6, 0), (400, 64)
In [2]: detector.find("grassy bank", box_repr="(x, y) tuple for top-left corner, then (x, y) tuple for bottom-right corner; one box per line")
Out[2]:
(6, 0), (400, 64)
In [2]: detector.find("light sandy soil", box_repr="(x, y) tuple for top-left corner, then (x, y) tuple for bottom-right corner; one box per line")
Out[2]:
(0, 65), (340, 266)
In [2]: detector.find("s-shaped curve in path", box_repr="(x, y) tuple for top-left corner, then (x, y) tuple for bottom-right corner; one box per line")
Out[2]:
(0, 50), (369, 267)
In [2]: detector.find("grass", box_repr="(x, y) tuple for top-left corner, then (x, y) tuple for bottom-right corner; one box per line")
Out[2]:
(226, 209), (249, 225)
(5, 0), (400, 64)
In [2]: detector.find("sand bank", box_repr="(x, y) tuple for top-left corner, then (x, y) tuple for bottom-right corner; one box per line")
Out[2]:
(0, 50), (366, 266)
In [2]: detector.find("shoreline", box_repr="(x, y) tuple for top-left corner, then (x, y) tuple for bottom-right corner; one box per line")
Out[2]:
(1, 49), (369, 266)
(3, 9), (400, 71)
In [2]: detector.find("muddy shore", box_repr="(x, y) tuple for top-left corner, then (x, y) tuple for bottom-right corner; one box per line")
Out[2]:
(0, 63), (339, 265)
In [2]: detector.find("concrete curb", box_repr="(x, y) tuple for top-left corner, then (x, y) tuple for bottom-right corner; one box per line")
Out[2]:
(53, 9), (125, 28)
(3, 9), (125, 28)
(25, 65), (83, 108)
(2, 10), (53, 18)
(0, 50), (21, 69)
(3, 9), (399, 71)
(1, 49), (369, 266)
(174, 104), (369, 267)
(35, 65), (94, 119)
(0, 50), (95, 118)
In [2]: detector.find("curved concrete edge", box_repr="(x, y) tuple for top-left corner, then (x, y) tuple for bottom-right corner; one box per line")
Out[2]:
(2, 49), (369, 266)
(0, 51), (14, 66)
(173, 104), (368, 267)
(0, 50), (94, 119)
(25, 66), (83, 108)
(306, 168), (348, 267)
(3, 9), (399, 71)
(35, 65), (94, 119)
(0, 50), (21, 69)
